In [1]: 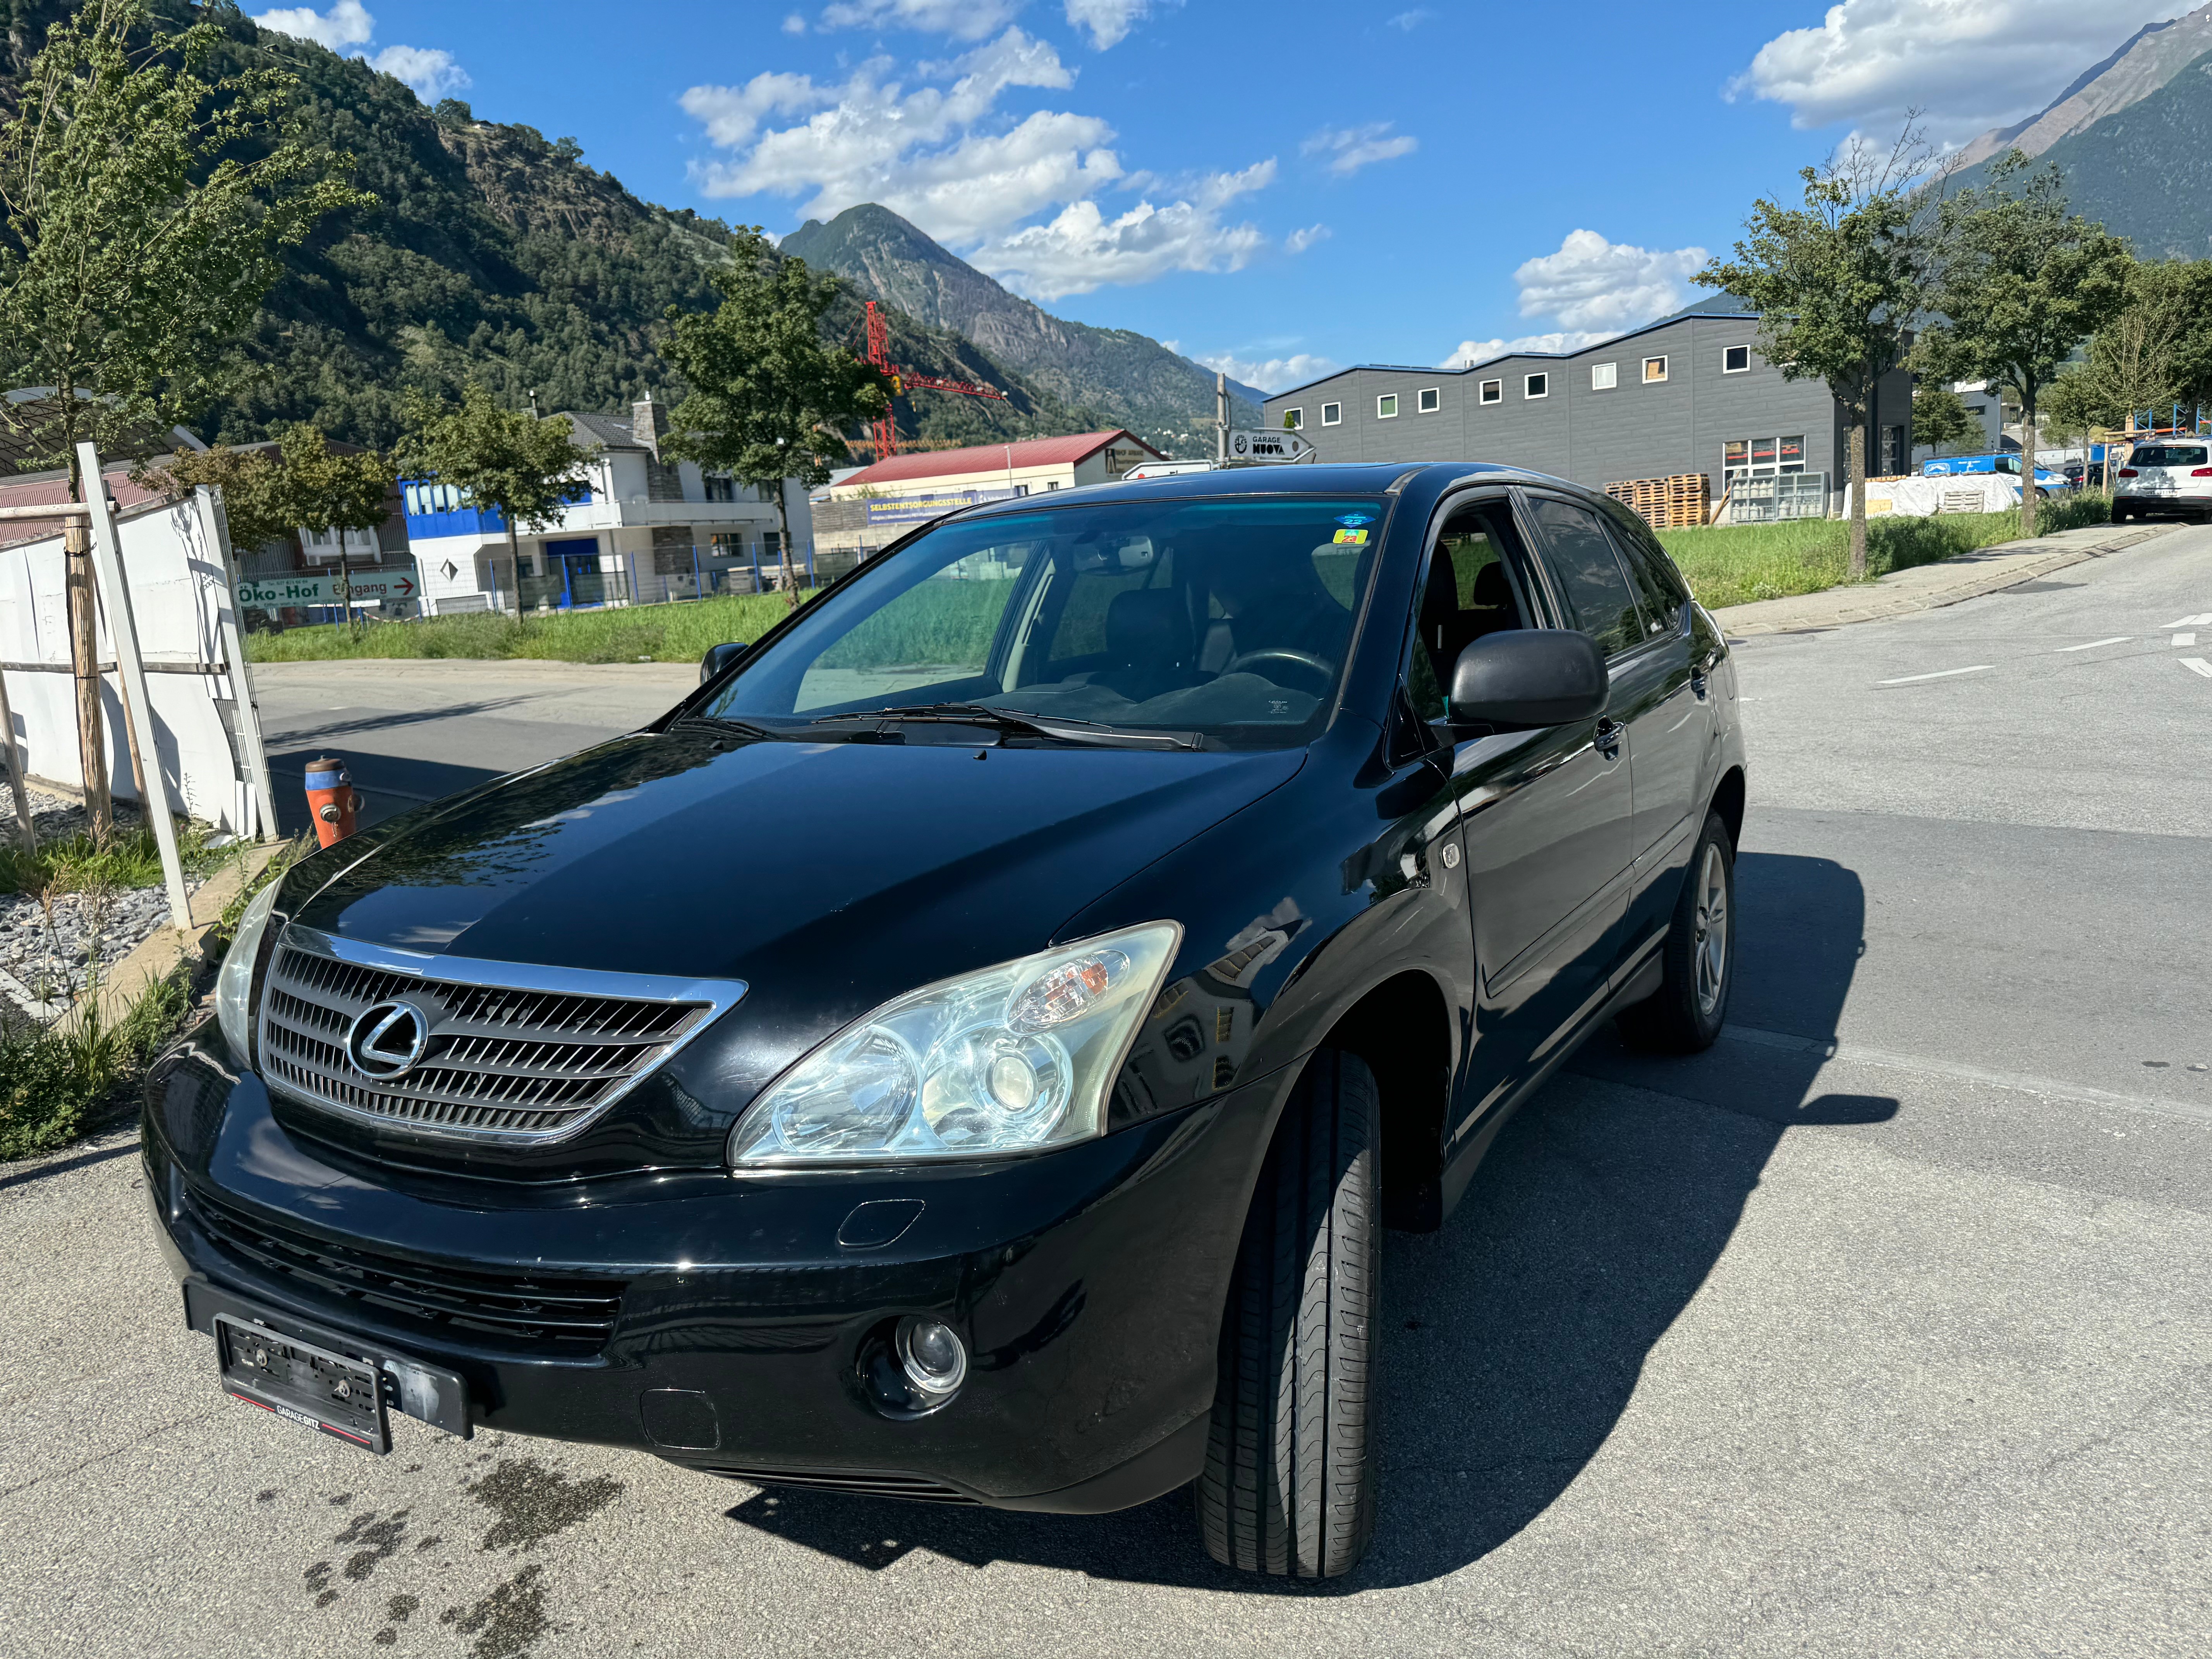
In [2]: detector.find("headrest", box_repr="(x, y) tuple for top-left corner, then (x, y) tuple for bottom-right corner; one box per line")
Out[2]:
(1471, 559), (1511, 609)
(1106, 589), (1191, 668)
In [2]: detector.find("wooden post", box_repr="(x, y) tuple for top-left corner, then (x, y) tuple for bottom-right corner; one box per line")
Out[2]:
(64, 517), (111, 836)
(195, 487), (277, 841)
(79, 444), (192, 931)
(0, 665), (34, 854)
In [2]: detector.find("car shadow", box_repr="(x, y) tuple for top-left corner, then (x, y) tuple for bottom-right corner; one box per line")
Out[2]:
(717, 849), (1889, 1592)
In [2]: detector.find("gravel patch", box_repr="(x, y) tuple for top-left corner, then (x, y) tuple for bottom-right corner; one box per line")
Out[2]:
(0, 785), (210, 1020)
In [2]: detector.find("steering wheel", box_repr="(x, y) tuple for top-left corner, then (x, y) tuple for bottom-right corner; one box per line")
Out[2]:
(1221, 647), (1334, 696)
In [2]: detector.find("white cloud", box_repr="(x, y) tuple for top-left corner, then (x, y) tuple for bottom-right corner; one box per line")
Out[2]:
(1285, 223), (1328, 254)
(969, 160), (1273, 299)
(1513, 228), (1707, 332)
(1388, 9), (1431, 29)
(253, 3), (468, 103)
(1066, 0), (1150, 50)
(1301, 122), (1418, 177)
(1190, 350), (1340, 394)
(252, 1), (374, 48)
(370, 45), (469, 99)
(1441, 331), (1620, 370)
(1732, 1), (2197, 141)
(818, 0), (1024, 39)
(686, 33), (1125, 246)
(783, 11), (808, 32)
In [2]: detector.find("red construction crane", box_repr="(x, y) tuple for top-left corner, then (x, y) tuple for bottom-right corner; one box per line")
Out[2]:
(863, 300), (1008, 460)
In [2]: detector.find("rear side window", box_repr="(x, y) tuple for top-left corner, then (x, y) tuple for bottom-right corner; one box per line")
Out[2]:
(1524, 497), (1643, 656)
(1596, 500), (1689, 635)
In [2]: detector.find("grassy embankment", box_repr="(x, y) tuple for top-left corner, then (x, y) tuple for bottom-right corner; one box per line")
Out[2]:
(1657, 494), (2111, 610)
(242, 498), (2117, 665)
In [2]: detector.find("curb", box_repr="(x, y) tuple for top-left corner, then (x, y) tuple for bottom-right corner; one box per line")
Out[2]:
(1711, 522), (2181, 638)
(77, 840), (287, 1029)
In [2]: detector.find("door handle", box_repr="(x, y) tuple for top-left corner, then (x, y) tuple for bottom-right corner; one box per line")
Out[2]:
(1691, 670), (1710, 701)
(1594, 718), (1623, 760)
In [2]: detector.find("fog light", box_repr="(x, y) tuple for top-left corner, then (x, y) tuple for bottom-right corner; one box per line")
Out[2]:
(896, 1317), (967, 1399)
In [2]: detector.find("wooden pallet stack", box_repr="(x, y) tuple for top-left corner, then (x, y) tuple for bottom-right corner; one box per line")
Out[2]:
(1604, 473), (1711, 529)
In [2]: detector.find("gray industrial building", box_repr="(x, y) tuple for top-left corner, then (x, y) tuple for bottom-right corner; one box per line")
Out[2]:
(1262, 304), (1917, 518)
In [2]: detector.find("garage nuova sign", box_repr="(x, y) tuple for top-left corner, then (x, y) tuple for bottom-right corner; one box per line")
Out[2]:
(235, 565), (420, 608)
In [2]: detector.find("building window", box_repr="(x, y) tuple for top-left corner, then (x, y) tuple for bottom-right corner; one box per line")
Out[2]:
(1524, 373), (1548, 399)
(1377, 393), (1399, 419)
(1881, 425), (1905, 475)
(1723, 344), (1750, 373)
(1417, 386), (1441, 413)
(1322, 402), (1342, 426)
(1643, 356), (1669, 383)
(1285, 408), (1304, 429)
(1591, 362), (1618, 390)
(1722, 434), (1808, 487)
(703, 474), (735, 502)
(1479, 379), (1502, 405)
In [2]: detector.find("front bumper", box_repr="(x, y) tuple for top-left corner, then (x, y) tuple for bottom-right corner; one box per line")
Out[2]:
(141, 1024), (1291, 1510)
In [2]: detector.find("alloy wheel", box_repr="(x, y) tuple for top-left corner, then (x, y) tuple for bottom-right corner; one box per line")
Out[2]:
(1692, 842), (1729, 1017)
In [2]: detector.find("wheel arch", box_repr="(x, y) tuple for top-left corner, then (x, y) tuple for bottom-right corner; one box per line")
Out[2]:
(1306, 969), (1455, 1233)
(1711, 763), (1746, 851)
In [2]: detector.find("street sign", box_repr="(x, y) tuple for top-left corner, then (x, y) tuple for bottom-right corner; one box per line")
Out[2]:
(1225, 429), (1313, 464)
(236, 566), (419, 610)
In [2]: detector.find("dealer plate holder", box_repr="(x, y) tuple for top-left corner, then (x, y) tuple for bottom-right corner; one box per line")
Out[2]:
(215, 1312), (392, 1454)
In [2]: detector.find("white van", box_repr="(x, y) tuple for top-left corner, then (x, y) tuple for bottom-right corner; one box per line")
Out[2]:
(2113, 441), (2212, 521)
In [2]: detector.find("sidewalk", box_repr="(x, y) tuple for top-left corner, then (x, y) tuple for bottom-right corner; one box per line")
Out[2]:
(1709, 520), (2182, 637)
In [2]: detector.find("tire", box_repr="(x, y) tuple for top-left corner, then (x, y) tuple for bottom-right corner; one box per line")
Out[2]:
(1198, 1049), (1380, 1579)
(1617, 810), (1736, 1054)
(2114, 501), (2135, 522)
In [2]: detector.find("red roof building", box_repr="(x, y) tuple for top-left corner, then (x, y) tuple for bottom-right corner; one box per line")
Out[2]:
(834, 430), (1166, 494)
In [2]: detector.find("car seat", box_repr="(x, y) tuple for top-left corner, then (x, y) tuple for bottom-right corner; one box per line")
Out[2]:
(1092, 588), (1197, 699)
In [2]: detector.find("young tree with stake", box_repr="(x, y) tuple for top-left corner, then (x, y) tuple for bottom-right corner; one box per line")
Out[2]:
(658, 228), (892, 606)
(395, 386), (582, 615)
(1696, 127), (1941, 579)
(1922, 155), (2132, 536)
(0, 0), (370, 833)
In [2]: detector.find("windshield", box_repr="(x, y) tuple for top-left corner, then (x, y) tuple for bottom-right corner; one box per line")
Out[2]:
(699, 496), (1386, 747)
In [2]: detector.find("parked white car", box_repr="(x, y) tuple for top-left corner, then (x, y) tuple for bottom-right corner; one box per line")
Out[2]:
(2113, 440), (2212, 521)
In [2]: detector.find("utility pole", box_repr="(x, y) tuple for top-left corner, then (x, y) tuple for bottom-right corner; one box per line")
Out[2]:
(1216, 372), (1228, 465)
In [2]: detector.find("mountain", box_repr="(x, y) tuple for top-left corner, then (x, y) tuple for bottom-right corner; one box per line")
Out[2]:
(1946, 4), (2212, 256)
(783, 204), (1263, 458)
(0, 2), (1100, 455)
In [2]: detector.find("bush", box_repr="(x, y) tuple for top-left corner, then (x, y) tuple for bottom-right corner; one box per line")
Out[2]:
(246, 591), (819, 665)
(0, 966), (192, 1161)
(0, 819), (223, 896)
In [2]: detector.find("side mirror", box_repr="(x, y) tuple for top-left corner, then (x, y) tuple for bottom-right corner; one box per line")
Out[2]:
(1449, 630), (1608, 727)
(700, 641), (748, 684)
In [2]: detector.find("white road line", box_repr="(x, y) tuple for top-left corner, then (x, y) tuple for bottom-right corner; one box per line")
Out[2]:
(2163, 613), (2212, 628)
(2058, 636), (2131, 652)
(2176, 633), (2199, 647)
(2183, 659), (2212, 679)
(1877, 665), (1993, 686)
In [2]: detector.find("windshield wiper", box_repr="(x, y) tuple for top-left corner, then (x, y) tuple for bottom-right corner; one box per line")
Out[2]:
(673, 713), (788, 741)
(816, 702), (1202, 750)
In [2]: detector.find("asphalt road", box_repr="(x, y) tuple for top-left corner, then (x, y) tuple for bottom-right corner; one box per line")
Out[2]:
(5, 531), (2209, 1656)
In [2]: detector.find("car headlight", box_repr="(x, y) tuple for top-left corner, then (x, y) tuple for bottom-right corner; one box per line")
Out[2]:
(727, 921), (1182, 1167)
(215, 880), (283, 1062)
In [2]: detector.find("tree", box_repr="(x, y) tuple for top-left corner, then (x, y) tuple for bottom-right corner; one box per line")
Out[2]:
(1696, 127), (1941, 579)
(395, 385), (582, 613)
(658, 228), (892, 606)
(1922, 154), (2132, 535)
(0, 0), (371, 834)
(1910, 382), (1982, 457)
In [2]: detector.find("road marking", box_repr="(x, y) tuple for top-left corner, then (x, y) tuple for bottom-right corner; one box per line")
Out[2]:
(1722, 1025), (2212, 1128)
(2183, 659), (2212, 679)
(2176, 633), (2199, 647)
(2163, 613), (2212, 628)
(2058, 636), (2131, 652)
(1876, 665), (1992, 685)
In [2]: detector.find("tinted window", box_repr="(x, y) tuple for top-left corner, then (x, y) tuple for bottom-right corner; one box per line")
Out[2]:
(1596, 501), (1688, 635)
(2131, 445), (2208, 468)
(1405, 508), (1528, 723)
(1525, 497), (1642, 656)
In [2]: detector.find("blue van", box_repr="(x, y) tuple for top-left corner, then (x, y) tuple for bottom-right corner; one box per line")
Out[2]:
(1921, 453), (2073, 491)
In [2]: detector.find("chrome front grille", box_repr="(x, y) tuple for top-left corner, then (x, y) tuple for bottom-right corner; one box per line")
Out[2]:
(257, 926), (746, 1144)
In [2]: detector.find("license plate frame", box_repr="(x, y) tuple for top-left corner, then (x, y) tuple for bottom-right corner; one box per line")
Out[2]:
(216, 1312), (390, 1453)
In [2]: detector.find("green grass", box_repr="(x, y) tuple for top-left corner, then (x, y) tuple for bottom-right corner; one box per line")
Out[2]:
(0, 964), (192, 1161)
(1659, 495), (2112, 610)
(245, 591), (819, 665)
(0, 819), (224, 897)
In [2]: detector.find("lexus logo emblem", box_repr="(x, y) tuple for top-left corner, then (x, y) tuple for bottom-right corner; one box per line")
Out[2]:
(345, 1000), (432, 1079)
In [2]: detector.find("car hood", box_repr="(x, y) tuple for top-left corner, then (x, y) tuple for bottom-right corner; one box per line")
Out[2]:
(291, 725), (1304, 987)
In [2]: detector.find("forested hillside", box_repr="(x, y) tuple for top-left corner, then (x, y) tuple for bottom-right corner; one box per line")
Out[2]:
(0, 0), (1104, 452)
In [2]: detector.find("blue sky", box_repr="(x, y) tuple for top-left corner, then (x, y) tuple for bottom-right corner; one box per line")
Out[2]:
(253, 0), (2201, 393)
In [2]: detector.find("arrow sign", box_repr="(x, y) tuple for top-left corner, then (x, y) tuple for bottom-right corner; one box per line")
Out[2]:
(236, 564), (421, 610)
(1226, 429), (1314, 464)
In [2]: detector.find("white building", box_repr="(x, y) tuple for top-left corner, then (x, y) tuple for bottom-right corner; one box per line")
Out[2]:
(404, 394), (816, 614)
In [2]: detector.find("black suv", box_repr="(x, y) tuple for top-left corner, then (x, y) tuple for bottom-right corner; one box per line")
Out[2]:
(146, 463), (1746, 1579)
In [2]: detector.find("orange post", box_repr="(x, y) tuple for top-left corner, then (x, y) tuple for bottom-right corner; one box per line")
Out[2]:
(304, 756), (357, 847)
